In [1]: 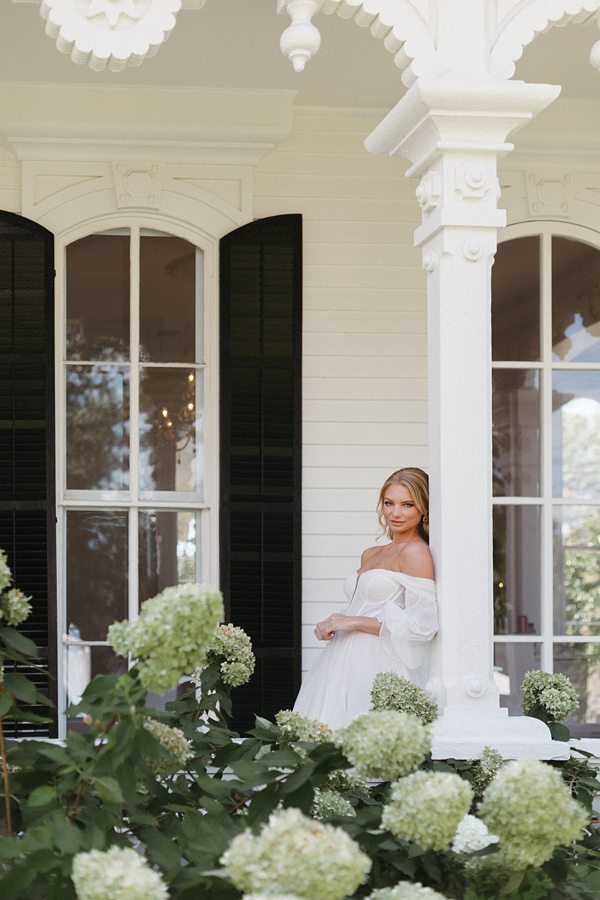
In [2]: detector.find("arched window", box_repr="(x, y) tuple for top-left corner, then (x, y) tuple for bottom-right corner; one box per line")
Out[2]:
(492, 226), (600, 738)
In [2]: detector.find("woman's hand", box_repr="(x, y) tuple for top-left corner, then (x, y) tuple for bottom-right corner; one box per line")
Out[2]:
(314, 613), (356, 641)
(314, 614), (381, 640)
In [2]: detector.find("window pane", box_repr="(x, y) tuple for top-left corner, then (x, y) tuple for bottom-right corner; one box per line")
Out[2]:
(554, 506), (600, 636)
(139, 234), (202, 363)
(552, 371), (600, 500)
(492, 369), (541, 496)
(139, 510), (200, 605)
(493, 505), (541, 635)
(67, 646), (128, 730)
(66, 510), (128, 641)
(552, 237), (600, 363)
(492, 237), (540, 361)
(66, 234), (129, 361)
(139, 367), (203, 494)
(554, 643), (600, 737)
(494, 642), (542, 716)
(66, 365), (130, 491)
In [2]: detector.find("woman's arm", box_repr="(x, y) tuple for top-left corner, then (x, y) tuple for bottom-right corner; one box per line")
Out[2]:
(314, 613), (380, 641)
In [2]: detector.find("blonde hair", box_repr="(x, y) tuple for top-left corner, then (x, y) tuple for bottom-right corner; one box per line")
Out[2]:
(377, 468), (429, 543)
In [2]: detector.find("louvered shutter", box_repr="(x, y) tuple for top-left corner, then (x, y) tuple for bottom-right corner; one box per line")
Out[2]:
(0, 214), (56, 736)
(220, 215), (302, 731)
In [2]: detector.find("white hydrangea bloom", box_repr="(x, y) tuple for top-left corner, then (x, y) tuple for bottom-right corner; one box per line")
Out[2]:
(220, 807), (371, 900)
(311, 788), (356, 820)
(143, 718), (192, 773)
(0, 549), (11, 593)
(521, 670), (578, 722)
(243, 895), (302, 899)
(71, 846), (168, 900)
(451, 814), (499, 854)
(335, 710), (431, 780)
(2, 588), (32, 627)
(368, 884), (448, 899)
(382, 771), (473, 851)
(208, 623), (255, 687)
(108, 583), (223, 694)
(370, 672), (438, 725)
(276, 709), (333, 743)
(479, 759), (588, 869)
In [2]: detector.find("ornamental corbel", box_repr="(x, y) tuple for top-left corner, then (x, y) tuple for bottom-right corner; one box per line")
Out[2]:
(40, 0), (181, 72)
(415, 171), (440, 214)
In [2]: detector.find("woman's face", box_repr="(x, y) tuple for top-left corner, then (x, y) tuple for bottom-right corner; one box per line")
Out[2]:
(382, 482), (423, 540)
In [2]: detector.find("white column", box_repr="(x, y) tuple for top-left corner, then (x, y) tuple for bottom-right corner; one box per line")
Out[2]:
(366, 80), (569, 759)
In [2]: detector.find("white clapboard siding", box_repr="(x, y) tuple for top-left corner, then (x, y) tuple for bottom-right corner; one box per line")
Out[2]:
(254, 109), (427, 675)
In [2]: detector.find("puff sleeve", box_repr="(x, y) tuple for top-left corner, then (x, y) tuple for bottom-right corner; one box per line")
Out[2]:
(378, 575), (438, 670)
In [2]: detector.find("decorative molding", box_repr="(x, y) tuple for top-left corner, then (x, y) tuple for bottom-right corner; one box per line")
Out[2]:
(490, 0), (600, 80)
(454, 163), (493, 201)
(462, 238), (483, 262)
(415, 171), (440, 213)
(525, 171), (573, 218)
(422, 250), (438, 272)
(464, 674), (487, 698)
(278, 0), (322, 72)
(40, 0), (181, 72)
(113, 163), (163, 209)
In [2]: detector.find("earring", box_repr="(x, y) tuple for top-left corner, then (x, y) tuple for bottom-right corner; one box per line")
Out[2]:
(422, 516), (429, 524)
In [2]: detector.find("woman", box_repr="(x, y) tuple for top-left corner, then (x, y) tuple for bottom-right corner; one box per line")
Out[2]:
(293, 468), (437, 729)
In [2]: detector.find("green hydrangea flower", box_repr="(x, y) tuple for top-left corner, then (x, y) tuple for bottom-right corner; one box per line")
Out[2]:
(207, 622), (255, 687)
(311, 788), (356, 820)
(325, 768), (369, 795)
(143, 719), (192, 774)
(521, 670), (578, 723)
(335, 710), (431, 780)
(1, 588), (32, 627)
(367, 884), (448, 900)
(275, 709), (333, 743)
(220, 807), (371, 900)
(479, 759), (588, 869)
(0, 549), (12, 593)
(108, 583), (223, 694)
(382, 771), (473, 851)
(471, 746), (504, 800)
(371, 672), (438, 725)
(71, 846), (168, 900)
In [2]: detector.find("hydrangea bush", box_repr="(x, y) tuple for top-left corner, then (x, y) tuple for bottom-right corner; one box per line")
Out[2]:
(0, 548), (599, 900)
(521, 669), (579, 724)
(370, 671), (438, 725)
(206, 623), (256, 687)
(335, 710), (431, 779)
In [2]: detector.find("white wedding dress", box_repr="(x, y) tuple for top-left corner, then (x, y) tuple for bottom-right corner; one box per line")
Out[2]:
(293, 568), (438, 730)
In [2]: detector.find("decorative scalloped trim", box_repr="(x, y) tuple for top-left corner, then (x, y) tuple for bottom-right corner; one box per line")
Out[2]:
(40, 0), (181, 72)
(490, 0), (600, 79)
(320, 0), (438, 84)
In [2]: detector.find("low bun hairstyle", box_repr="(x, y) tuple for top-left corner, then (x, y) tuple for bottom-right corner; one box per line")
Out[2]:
(376, 467), (429, 543)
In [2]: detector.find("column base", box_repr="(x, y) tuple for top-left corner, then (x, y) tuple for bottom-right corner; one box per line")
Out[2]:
(431, 708), (570, 760)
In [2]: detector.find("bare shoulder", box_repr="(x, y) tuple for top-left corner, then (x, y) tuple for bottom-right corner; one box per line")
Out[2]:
(401, 541), (434, 579)
(360, 545), (380, 566)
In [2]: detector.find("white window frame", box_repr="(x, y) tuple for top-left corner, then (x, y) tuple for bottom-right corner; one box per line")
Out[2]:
(494, 221), (600, 748)
(54, 217), (219, 739)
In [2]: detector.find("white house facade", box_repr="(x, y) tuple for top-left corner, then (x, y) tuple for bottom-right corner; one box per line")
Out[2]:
(1, 0), (600, 756)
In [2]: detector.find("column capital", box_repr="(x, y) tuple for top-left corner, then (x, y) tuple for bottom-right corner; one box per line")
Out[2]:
(366, 79), (561, 178)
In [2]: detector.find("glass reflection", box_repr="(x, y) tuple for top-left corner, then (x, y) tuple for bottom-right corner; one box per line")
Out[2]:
(492, 237), (540, 361)
(554, 643), (600, 736)
(493, 505), (541, 635)
(139, 510), (200, 605)
(552, 237), (600, 363)
(552, 371), (600, 500)
(66, 365), (129, 490)
(139, 367), (203, 494)
(494, 643), (542, 716)
(139, 233), (201, 363)
(66, 234), (130, 361)
(67, 647), (128, 732)
(554, 506), (600, 636)
(66, 510), (128, 642)
(492, 369), (541, 497)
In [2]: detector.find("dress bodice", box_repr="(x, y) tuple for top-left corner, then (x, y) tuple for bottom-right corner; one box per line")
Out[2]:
(343, 568), (434, 616)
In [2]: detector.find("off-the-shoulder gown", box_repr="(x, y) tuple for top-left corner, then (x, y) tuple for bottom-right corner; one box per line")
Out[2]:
(293, 568), (438, 730)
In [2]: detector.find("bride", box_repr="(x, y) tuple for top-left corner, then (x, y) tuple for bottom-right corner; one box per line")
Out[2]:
(293, 467), (438, 729)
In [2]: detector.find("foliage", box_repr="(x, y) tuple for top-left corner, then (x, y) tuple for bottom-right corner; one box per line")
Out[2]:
(0, 554), (599, 900)
(521, 670), (579, 727)
(370, 672), (438, 725)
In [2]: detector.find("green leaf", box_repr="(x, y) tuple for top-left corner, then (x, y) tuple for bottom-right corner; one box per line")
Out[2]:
(0, 691), (14, 716)
(3, 671), (38, 704)
(0, 627), (39, 657)
(247, 784), (281, 824)
(53, 820), (83, 855)
(279, 761), (316, 794)
(549, 721), (571, 742)
(27, 785), (57, 808)
(93, 777), (124, 805)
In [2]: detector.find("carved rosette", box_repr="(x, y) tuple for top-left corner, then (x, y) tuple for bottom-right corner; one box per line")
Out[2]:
(40, 0), (181, 72)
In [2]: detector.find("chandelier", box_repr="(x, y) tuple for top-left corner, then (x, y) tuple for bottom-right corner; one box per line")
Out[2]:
(155, 371), (196, 453)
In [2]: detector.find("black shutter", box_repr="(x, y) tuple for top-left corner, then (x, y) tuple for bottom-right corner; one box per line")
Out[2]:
(220, 215), (302, 731)
(0, 213), (56, 736)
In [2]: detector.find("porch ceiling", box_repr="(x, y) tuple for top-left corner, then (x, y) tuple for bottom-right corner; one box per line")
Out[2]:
(3, 2), (600, 108)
